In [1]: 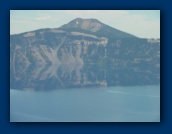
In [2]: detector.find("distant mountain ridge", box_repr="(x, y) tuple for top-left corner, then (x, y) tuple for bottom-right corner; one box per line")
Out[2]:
(11, 18), (138, 39)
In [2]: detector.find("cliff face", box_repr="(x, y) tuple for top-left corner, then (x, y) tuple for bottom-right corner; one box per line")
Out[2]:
(10, 28), (108, 65)
(10, 18), (160, 90)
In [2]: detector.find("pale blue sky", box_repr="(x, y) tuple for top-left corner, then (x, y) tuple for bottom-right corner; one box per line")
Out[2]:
(10, 10), (160, 38)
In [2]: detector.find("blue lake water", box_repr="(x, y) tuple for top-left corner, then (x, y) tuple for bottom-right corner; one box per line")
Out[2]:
(10, 85), (160, 122)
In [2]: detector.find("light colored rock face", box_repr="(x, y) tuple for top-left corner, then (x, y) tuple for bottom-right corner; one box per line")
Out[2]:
(71, 32), (98, 38)
(23, 32), (35, 37)
(49, 29), (65, 33)
(77, 19), (102, 32)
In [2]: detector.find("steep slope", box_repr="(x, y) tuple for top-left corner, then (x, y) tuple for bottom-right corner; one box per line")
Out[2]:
(10, 28), (108, 65)
(10, 18), (160, 89)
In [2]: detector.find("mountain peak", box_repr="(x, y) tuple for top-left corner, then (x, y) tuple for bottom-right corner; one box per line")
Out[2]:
(60, 18), (103, 32)
(74, 18), (100, 22)
(60, 18), (138, 39)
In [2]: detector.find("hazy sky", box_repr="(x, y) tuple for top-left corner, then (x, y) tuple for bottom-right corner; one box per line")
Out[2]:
(10, 10), (160, 38)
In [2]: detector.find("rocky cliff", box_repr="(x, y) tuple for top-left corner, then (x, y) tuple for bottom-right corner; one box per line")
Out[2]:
(10, 18), (160, 90)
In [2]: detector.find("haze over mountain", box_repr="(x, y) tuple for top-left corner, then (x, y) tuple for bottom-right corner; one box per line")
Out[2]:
(10, 18), (160, 90)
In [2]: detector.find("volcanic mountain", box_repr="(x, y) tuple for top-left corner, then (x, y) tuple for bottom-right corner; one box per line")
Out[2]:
(10, 18), (160, 90)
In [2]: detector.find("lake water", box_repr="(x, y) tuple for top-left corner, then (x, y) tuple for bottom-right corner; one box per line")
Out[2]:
(10, 85), (160, 122)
